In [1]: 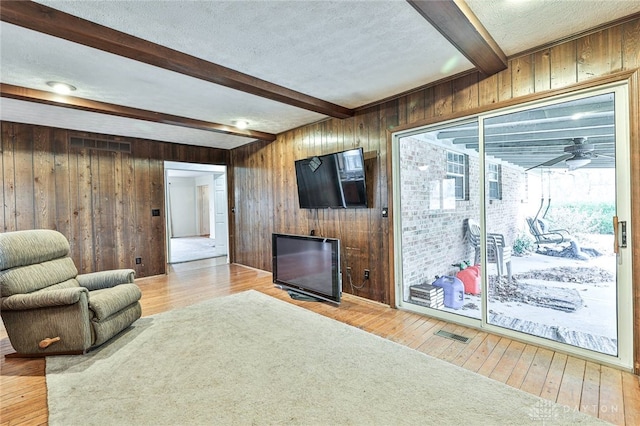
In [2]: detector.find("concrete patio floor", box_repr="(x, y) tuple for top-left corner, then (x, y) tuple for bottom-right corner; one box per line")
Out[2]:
(423, 234), (619, 355)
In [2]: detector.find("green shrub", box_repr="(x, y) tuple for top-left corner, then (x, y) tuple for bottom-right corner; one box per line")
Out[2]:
(512, 232), (535, 256)
(544, 202), (615, 235)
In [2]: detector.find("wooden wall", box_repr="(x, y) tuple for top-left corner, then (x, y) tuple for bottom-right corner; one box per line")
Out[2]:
(0, 16), (638, 370)
(231, 106), (394, 303)
(0, 123), (229, 278)
(231, 19), (640, 307)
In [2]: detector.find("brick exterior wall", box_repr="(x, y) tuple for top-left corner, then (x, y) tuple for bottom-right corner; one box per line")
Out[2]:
(398, 136), (522, 300)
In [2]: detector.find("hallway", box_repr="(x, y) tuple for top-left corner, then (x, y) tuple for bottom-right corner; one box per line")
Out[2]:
(169, 236), (227, 264)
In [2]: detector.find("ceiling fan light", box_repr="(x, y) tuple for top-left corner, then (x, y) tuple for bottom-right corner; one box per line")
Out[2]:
(565, 157), (591, 170)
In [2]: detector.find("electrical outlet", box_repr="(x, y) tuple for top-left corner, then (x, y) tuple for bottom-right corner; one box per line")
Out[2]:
(364, 269), (370, 280)
(135, 257), (142, 265)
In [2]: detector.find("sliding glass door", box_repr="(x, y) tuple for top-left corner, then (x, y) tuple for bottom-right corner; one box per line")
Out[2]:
(393, 82), (632, 368)
(481, 88), (631, 359)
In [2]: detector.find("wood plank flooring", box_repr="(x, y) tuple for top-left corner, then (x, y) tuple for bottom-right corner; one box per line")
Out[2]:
(1, 261), (639, 425)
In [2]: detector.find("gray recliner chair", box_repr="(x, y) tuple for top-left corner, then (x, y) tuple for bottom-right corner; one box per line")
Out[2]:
(0, 229), (142, 356)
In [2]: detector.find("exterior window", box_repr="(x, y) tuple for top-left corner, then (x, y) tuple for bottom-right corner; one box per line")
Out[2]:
(446, 151), (467, 200)
(488, 163), (501, 200)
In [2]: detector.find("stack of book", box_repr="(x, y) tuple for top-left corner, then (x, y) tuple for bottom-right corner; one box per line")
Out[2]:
(409, 283), (444, 308)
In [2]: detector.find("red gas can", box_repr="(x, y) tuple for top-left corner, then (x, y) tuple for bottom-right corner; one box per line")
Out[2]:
(457, 265), (480, 295)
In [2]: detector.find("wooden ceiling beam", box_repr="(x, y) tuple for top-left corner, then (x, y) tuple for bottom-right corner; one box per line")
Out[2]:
(0, 1), (354, 119)
(0, 84), (277, 141)
(407, 0), (507, 76)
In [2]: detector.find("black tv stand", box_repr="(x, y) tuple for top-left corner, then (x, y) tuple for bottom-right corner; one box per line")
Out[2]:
(286, 289), (322, 302)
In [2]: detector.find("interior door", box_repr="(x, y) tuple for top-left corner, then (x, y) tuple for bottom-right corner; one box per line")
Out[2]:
(214, 173), (228, 252)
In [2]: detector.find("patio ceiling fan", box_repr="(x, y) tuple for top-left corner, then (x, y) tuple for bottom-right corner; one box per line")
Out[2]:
(525, 137), (613, 171)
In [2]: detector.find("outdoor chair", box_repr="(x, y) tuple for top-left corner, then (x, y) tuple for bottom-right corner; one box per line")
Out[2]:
(0, 229), (142, 356)
(464, 219), (512, 279)
(526, 217), (572, 250)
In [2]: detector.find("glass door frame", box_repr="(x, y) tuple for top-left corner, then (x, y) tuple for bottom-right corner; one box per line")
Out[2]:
(392, 116), (484, 329)
(392, 81), (633, 370)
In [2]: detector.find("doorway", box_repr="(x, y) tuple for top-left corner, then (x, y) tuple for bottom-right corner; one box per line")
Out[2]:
(392, 82), (632, 369)
(165, 161), (229, 264)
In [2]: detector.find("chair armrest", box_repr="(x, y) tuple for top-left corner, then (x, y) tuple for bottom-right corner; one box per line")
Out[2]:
(1, 287), (88, 310)
(77, 269), (136, 291)
(540, 231), (569, 243)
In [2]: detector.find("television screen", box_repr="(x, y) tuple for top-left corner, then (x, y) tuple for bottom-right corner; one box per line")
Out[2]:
(335, 148), (367, 207)
(294, 155), (344, 209)
(294, 148), (367, 209)
(272, 233), (341, 304)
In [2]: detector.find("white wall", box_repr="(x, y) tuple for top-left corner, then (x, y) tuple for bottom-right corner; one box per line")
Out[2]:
(168, 176), (197, 237)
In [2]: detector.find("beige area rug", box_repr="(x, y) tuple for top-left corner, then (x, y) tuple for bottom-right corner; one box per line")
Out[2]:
(46, 290), (604, 425)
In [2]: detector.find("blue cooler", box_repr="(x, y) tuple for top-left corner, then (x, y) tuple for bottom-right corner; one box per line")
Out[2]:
(432, 276), (464, 309)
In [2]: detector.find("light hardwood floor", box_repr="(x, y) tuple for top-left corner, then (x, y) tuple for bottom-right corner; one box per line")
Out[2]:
(1, 261), (639, 425)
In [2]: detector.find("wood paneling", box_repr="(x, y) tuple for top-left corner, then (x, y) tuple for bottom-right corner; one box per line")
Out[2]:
(497, 65), (513, 101)
(14, 125), (35, 231)
(0, 123), (229, 277)
(578, 28), (623, 81)
(1, 16), (637, 371)
(534, 49), (552, 92)
(53, 129), (71, 241)
(550, 40), (578, 89)
(622, 19), (640, 69)
(478, 73), (499, 107)
(629, 65), (640, 374)
(511, 55), (534, 97)
(230, 18), (640, 371)
(452, 73), (479, 112)
(32, 126), (55, 230)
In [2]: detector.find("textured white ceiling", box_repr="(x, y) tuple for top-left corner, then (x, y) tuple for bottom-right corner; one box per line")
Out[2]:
(466, 0), (640, 56)
(0, 22), (326, 134)
(1, 0), (638, 150)
(30, 0), (472, 108)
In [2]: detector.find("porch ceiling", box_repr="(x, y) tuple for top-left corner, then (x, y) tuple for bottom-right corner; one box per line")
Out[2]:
(435, 93), (616, 171)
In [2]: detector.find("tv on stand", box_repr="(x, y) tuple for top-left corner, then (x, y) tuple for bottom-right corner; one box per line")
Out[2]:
(272, 233), (341, 304)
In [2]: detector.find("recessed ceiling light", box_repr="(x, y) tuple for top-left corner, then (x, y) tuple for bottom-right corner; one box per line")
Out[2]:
(233, 120), (249, 130)
(46, 81), (76, 95)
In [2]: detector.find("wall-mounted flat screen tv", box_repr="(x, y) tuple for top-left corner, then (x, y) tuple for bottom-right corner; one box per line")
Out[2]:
(272, 233), (341, 304)
(294, 148), (367, 209)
